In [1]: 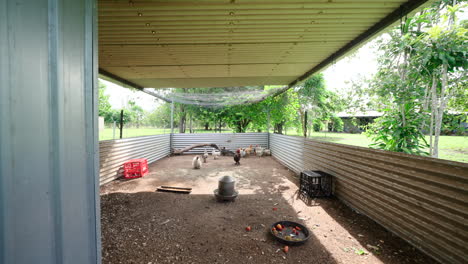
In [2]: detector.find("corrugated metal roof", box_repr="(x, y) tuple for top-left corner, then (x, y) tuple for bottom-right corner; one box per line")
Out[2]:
(98, 0), (429, 88)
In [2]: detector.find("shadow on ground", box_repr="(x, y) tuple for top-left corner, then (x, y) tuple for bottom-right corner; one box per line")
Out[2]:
(100, 155), (437, 264)
(101, 192), (336, 264)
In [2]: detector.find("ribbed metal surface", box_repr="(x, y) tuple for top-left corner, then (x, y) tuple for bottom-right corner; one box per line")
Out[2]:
(96, 0), (429, 88)
(99, 134), (170, 185)
(270, 133), (304, 174)
(270, 133), (468, 264)
(0, 0), (100, 263)
(172, 133), (268, 154)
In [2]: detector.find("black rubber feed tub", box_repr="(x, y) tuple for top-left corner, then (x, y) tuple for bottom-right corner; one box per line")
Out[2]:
(270, 221), (310, 246)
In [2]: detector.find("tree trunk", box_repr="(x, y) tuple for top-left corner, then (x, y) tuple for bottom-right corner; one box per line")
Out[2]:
(179, 105), (186, 133)
(433, 64), (449, 158)
(189, 115), (193, 133)
(303, 110), (308, 137)
(428, 75), (436, 156)
(275, 122), (284, 134)
(204, 123), (209, 130)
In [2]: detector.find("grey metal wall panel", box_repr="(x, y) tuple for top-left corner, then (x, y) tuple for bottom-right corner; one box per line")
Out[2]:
(172, 133), (268, 154)
(99, 134), (171, 185)
(269, 133), (468, 264)
(270, 133), (304, 174)
(0, 0), (99, 263)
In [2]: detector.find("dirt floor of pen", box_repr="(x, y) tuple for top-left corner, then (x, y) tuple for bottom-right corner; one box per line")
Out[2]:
(100, 155), (437, 264)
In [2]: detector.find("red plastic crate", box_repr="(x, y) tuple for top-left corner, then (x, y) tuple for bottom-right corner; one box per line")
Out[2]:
(123, 158), (148, 179)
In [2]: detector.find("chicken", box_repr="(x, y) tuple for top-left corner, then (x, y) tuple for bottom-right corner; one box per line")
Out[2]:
(203, 149), (209, 163)
(256, 147), (264, 157)
(253, 144), (259, 155)
(234, 149), (241, 165)
(263, 149), (271, 156)
(245, 145), (253, 156)
(240, 148), (246, 158)
(212, 148), (220, 160)
(255, 145), (264, 157)
(192, 155), (202, 169)
(220, 146), (228, 156)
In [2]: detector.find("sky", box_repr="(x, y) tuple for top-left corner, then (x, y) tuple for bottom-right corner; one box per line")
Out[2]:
(101, 40), (380, 112)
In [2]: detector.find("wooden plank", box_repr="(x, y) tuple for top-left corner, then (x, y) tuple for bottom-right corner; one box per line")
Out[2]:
(156, 187), (192, 194)
(160, 186), (192, 190)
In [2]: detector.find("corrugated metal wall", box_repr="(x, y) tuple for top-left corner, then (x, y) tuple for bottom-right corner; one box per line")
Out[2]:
(270, 133), (304, 174)
(172, 133), (268, 154)
(0, 0), (100, 263)
(269, 133), (468, 264)
(99, 134), (170, 185)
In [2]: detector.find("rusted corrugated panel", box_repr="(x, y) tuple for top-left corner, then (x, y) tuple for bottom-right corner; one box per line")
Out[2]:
(172, 133), (268, 154)
(269, 133), (468, 264)
(99, 134), (170, 185)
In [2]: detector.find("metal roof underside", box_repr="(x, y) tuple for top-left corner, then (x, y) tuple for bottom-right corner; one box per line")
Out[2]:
(98, 0), (429, 89)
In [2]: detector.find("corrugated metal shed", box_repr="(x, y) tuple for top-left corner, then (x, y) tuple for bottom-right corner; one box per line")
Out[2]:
(98, 0), (430, 88)
(269, 133), (468, 264)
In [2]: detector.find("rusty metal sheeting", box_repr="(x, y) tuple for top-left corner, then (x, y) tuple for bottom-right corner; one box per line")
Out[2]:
(269, 133), (468, 264)
(99, 134), (170, 185)
(171, 133), (268, 154)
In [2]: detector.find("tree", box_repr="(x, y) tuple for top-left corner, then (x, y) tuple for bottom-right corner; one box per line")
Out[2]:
(126, 100), (144, 128)
(98, 81), (113, 122)
(262, 89), (300, 134)
(222, 103), (264, 133)
(414, 3), (467, 157)
(108, 109), (132, 129)
(366, 0), (467, 157)
(144, 103), (172, 128)
(295, 74), (345, 137)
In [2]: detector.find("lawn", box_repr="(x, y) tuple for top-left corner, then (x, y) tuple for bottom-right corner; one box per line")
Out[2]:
(99, 128), (170, 141)
(99, 127), (234, 141)
(286, 131), (468, 163)
(99, 128), (467, 163)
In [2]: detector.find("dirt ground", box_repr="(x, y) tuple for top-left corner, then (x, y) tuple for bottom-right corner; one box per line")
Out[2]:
(100, 155), (437, 264)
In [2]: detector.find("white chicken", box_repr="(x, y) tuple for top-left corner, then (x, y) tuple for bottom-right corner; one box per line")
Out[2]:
(255, 145), (264, 157)
(212, 148), (220, 160)
(240, 148), (246, 158)
(192, 155), (202, 169)
(256, 148), (264, 157)
(263, 149), (271, 156)
(203, 149), (209, 163)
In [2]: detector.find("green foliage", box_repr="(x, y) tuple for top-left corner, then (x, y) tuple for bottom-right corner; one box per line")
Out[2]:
(98, 81), (113, 121)
(366, 0), (467, 156)
(143, 102), (171, 128)
(442, 113), (467, 135)
(295, 74), (345, 137)
(98, 81), (146, 127)
(366, 104), (429, 155)
(329, 116), (344, 132)
(107, 109), (133, 128)
(118, 77), (343, 134)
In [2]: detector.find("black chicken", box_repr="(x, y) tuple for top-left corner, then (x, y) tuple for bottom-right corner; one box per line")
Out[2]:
(234, 149), (241, 165)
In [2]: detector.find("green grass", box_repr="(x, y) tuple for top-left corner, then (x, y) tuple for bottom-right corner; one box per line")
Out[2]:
(99, 128), (169, 141)
(99, 128), (467, 163)
(285, 131), (467, 163)
(99, 127), (235, 141)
